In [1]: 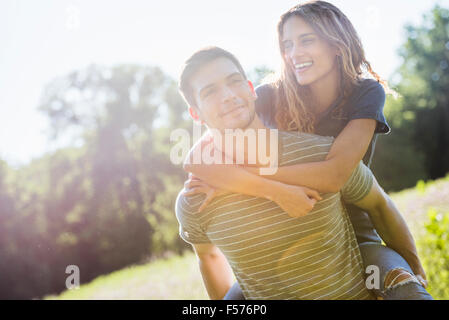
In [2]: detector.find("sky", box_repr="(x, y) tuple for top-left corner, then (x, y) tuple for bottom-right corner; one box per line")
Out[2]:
(1, 0), (448, 167)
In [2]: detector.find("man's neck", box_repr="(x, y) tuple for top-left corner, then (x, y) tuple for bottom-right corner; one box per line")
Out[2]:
(212, 116), (275, 166)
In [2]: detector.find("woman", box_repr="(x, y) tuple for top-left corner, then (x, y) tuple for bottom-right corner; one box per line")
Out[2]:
(183, 1), (432, 300)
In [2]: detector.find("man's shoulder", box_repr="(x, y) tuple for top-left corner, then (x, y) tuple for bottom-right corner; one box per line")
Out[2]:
(175, 190), (205, 218)
(277, 131), (334, 166)
(279, 131), (334, 145)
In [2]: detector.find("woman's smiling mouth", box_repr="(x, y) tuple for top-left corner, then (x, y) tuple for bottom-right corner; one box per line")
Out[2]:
(294, 61), (313, 73)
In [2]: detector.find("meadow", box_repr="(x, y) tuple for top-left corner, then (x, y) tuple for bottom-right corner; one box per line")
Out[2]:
(45, 175), (449, 300)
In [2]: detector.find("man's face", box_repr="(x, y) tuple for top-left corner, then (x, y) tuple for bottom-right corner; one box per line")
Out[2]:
(189, 57), (257, 131)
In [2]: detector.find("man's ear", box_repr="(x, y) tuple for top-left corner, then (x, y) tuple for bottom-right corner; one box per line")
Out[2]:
(188, 107), (200, 121)
(247, 80), (258, 99)
(188, 107), (204, 124)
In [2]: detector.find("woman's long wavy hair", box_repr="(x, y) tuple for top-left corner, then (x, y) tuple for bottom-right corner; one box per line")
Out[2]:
(272, 1), (389, 132)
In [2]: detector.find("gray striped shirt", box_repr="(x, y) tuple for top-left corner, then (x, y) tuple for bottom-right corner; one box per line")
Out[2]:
(176, 131), (374, 300)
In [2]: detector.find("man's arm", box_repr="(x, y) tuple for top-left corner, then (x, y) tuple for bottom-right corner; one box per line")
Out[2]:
(351, 174), (426, 281)
(192, 243), (234, 300)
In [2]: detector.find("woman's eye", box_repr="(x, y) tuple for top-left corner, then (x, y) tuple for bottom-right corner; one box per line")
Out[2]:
(283, 42), (293, 50)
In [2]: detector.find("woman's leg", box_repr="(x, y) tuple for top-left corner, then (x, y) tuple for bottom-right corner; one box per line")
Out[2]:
(359, 242), (433, 300)
(347, 204), (432, 300)
(223, 282), (246, 300)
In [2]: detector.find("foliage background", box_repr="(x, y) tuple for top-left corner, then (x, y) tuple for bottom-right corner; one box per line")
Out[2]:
(0, 5), (448, 299)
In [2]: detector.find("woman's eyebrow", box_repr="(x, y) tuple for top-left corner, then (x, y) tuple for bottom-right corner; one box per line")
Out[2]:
(282, 32), (315, 42)
(297, 32), (315, 39)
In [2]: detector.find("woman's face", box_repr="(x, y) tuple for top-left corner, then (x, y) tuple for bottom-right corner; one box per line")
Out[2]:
(281, 16), (339, 87)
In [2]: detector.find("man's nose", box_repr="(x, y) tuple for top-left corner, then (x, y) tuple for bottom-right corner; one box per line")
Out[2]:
(220, 85), (237, 103)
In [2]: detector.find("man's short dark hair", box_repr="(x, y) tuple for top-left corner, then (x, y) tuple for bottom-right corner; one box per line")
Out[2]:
(179, 46), (247, 108)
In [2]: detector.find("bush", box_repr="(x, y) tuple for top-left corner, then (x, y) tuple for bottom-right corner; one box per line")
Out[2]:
(417, 209), (449, 299)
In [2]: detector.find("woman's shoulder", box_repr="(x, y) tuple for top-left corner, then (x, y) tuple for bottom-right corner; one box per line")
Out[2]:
(355, 78), (386, 99)
(255, 82), (276, 98)
(254, 83), (277, 124)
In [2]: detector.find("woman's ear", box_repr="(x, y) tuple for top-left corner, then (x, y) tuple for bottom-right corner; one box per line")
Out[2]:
(247, 80), (258, 99)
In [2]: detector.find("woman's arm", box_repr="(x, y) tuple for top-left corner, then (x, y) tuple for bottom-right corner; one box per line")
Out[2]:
(183, 135), (321, 215)
(245, 119), (377, 192)
(184, 119), (377, 195)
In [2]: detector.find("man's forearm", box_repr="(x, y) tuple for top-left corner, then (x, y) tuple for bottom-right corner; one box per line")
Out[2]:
(198, 253), (234, 300)
(370, 197), (425, 276)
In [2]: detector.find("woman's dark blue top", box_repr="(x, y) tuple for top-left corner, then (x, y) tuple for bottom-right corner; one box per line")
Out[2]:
(254, 79), (390, 244)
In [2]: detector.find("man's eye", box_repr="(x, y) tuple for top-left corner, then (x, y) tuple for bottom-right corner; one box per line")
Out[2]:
(302, 38), (314, 45)
(203, 89), (216, 97)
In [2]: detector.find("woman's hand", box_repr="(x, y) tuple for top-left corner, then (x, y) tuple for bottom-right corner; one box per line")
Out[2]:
(182, 175), (323, 218)
(183, 174), (228, 212)
(270, 183), (322, 218)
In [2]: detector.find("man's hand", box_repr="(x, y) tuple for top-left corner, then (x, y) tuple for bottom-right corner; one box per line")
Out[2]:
(271, 183), (322, 218)
(413, 266), (428, 288)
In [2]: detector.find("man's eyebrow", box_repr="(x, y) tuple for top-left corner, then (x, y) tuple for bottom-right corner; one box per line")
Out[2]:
(226, 72), (244, 79)
(199, 72), (243, 96)
(199, 83), (216, 96)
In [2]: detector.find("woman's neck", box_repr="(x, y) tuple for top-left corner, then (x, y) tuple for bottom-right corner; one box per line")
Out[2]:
(308, 65), (340, 116)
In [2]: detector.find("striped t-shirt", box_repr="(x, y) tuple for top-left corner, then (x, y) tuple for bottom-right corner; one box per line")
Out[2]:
(176, 131), (375, 300)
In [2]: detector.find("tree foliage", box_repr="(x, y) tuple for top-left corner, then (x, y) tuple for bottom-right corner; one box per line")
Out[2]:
(0, 64), (191, 299)
(372, 5), (449, 190)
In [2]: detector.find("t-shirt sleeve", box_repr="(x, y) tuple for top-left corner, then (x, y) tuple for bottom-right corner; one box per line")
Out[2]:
(175, 191), (211, 245)
(341, 161), (374, 204)
(255, 84), (276, 128)
(348, 80), (390, 134)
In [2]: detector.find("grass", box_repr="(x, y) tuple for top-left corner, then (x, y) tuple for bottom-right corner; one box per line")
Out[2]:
(389, 174), (449, 238)
(44, 252), (209, 300)
(45, 175), (449, 300)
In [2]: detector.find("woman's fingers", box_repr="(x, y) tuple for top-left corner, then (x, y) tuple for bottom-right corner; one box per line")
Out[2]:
(198, 190), (216, 212)
(304, 188), (322, 201)
(185, 180), (207, 190)
(183, 186), (208, 197)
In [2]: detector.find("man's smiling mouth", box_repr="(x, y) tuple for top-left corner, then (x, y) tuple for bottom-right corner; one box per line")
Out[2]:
(220, 106), (244, 117)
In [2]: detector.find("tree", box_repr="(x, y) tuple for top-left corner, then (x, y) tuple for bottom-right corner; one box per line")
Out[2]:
(0, 64), (192, 299)
(395, 5), (449, 179)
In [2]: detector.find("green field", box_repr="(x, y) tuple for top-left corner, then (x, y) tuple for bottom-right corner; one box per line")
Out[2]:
(45, 252), (210, 300)
(45, 175), (449, 300)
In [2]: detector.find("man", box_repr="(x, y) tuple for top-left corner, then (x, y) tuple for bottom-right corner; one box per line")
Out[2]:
(175, 46), (429, 300)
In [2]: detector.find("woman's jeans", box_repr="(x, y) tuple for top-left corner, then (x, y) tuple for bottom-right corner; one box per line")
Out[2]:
(224, 206), (433, 300)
